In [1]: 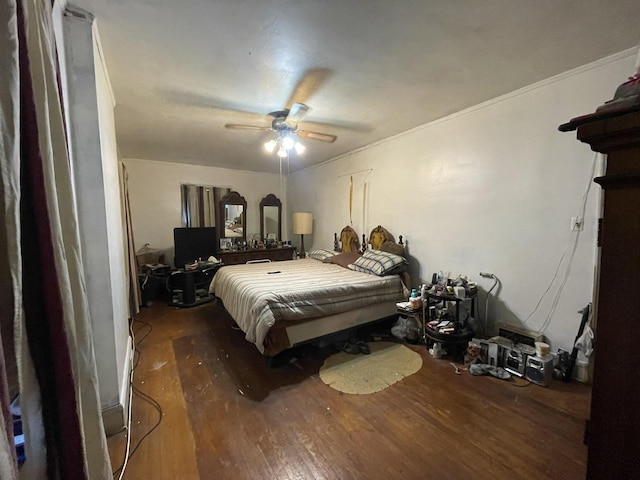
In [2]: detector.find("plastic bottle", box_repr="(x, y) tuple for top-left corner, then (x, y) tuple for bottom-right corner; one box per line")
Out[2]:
(409, 289), (421, 309)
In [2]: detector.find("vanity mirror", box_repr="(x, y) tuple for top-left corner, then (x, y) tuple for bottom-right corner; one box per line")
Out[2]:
(219, 191), (246, 240)
(260, 193), (282, 241)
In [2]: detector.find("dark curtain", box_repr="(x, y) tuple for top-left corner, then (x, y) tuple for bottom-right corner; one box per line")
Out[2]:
(121, 162), (141, 317)
(17, 1), (86, 478)
(181, 184), (230, 229)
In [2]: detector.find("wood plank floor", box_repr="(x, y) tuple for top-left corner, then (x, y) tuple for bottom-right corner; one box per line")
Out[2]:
(108, 301), (591, 480)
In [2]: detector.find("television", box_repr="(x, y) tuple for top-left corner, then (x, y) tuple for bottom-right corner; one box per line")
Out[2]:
(173, 227), (217, 268)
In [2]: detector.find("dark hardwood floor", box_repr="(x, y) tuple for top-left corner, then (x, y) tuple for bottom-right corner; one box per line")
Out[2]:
(108, 301), (591, 480)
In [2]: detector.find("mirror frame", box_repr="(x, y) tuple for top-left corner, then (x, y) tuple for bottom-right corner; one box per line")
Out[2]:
(260, 193), (282, 241)
(218, 191), (247, 242)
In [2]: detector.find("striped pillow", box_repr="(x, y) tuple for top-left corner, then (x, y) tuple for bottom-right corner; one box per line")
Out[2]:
(349, 250), (407, 276)
(308, 249), (338, 261)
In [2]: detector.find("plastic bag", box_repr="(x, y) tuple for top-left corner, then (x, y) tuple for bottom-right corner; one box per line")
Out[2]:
(391, 316), (419, 339)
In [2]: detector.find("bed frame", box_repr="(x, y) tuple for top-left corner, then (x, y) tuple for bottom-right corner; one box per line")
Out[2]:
(216, 226), (409, 360)
(285, 301), (398, 346)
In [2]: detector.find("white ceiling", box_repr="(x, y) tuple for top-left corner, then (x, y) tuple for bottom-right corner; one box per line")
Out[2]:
(70, 0), (640, 174)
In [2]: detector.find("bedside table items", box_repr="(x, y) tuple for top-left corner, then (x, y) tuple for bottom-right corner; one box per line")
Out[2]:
(453, 286), (466, 299)
(217, 246), (296, 265)
(394, 272), (481, 358)
(219, 212), (296, 265)
(409, 289), (422, 309)
(183, 256), (220, 271)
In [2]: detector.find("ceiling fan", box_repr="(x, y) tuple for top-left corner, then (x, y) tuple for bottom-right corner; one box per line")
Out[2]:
(225, 102), (337, 156)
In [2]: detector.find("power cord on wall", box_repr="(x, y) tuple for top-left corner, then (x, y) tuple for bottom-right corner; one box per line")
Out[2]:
(112, 318), (163, 479)
(523, 152), (599, 334)
(112, 321), (136, 479)
(132, 320), (152, 370)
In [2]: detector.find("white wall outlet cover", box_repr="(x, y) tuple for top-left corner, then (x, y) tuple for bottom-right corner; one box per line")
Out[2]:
(571, 216), (584, 231)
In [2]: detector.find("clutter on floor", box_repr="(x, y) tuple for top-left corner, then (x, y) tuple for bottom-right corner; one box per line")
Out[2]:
(392, 271), (593, 389)
(469, 363), (511, 380)
(333, 337), (371, 355)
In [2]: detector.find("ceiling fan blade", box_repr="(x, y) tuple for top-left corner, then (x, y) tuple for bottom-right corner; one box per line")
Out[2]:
(284, 103), (310, 128)
(297, 130), (337, 143)
(225, 124), (271, 132)
(286, 67), (334, 107)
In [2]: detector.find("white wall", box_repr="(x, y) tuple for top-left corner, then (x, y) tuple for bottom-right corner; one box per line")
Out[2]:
(124, 158), (285, 263)
(93, 23), (131, 415)
(59, 11), (130, 426)
(288, 50), (637, 352)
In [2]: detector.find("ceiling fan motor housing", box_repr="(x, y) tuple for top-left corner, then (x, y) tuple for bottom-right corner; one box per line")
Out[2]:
(226, 103), (336, 144)
(270, 111), (294, 131)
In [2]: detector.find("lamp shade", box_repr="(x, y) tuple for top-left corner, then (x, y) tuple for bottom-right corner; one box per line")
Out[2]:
(292, 212), (313, 235)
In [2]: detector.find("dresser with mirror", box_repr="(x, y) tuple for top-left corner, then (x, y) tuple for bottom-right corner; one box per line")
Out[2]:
(217, 192), (294, 265)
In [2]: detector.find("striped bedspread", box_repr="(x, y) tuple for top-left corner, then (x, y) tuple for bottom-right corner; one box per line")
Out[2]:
(210, 258), (408, 353)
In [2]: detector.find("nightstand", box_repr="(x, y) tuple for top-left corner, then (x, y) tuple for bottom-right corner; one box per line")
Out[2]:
(424, 290), (476, 359)
(396, 302), (426, 344)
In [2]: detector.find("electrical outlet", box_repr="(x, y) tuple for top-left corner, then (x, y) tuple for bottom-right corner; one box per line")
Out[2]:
(571, 216), (583, 231)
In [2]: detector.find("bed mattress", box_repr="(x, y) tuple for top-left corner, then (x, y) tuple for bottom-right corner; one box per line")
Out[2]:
(210, 258), (407, 353)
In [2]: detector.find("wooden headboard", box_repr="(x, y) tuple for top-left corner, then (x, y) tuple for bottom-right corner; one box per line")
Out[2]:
(333, 225), (410, 289)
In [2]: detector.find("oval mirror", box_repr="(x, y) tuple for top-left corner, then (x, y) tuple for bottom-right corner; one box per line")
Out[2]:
(218, 191), (246, 240)
(260, 193), (282, 241)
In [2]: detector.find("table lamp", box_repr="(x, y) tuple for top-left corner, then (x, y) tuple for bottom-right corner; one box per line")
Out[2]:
(292, 212), (313, 258)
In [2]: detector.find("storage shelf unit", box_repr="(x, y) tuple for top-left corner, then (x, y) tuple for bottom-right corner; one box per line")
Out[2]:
(170, 265), (220, 308)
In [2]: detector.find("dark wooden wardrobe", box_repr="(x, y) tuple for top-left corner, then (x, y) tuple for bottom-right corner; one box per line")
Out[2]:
(568, 110), (640, 479)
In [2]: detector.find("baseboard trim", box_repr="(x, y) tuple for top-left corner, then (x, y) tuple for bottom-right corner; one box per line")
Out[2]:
(102, 403), (125, 437)
(103, 335), (133, 436)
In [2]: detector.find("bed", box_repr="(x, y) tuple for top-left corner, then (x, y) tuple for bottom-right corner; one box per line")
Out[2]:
(210, 231), (410, 356)
(224, 220), (244, 237)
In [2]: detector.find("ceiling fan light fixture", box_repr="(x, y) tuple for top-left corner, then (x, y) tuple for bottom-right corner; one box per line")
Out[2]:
(264, 139), (277, 153)
(265, 132), (306, 157)
(226, 102), (337, 156)
(294, 142), (305, 155)
(281, 135), (295, 150)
